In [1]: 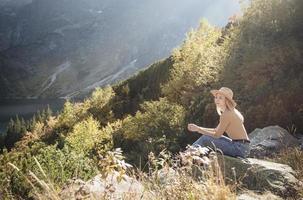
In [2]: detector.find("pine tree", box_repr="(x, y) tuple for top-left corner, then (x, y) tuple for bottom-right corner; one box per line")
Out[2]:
(46, 105), (53, 119)
(14, 115), (22, 134)
(20, 117), (27, 133)
(0, 132), (5, 152)
(4, 116), (23, 150)
(29, 114), (37, 131)
(36, 110), (42, 122)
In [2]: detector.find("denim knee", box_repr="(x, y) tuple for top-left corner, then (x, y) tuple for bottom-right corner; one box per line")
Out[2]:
(234, 143), (250, 158)
(193, 135), (213, 147)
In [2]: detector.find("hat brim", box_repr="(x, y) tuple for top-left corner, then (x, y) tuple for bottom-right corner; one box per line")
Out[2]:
(210, 89), (220, 96)
(210, 90), (237, 107)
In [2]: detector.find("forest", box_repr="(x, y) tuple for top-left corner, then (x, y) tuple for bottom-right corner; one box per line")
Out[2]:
(0, 0), (302, 199)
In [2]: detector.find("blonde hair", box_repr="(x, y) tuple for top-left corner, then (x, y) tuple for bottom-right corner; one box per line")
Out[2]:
(216, 98), (244, 122)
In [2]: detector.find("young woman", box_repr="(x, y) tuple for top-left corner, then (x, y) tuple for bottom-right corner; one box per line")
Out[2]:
(187, 87), (250, 158)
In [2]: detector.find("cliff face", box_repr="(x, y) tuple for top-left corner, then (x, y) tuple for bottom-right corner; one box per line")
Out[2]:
(0, 0), (239, 99)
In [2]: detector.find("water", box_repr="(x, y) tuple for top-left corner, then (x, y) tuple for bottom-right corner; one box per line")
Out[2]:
(0, 99), (66, 134)
(0, 122), (7, 133)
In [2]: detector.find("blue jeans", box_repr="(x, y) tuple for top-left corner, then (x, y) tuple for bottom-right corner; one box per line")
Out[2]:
(192, 135), (250, 158)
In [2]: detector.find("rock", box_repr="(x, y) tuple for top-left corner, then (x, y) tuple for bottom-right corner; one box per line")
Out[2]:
(249, 126), (300, 158)
(179, 145), (211, 166)
(60, 179), (86, 199)
(60, 171), (144, 200)
(293, 133), (303, 150)
(237, 191), (283, 200)
(220, 155), (300, 198)
(157, 166), (178, 185)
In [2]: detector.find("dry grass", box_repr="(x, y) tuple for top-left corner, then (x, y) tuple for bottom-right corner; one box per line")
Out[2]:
(6, 149), (238, 200)
(139, 150), (237, 200)
(272, 147), (303, 179)
(143, 171), (236, 200)
(270, 147), (303, 198)
(8, 159), (61, 200)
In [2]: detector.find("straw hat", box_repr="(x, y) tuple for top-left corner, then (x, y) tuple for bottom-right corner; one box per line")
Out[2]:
(210, 87), (237, 108)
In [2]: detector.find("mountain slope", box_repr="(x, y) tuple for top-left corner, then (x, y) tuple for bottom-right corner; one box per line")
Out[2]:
(0, 0), (240, 99)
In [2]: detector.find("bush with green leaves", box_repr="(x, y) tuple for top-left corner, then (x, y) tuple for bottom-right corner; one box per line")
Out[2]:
(115, 98), (186, 166)
(55, 101), (80, 133)
(56, 86), (115, 133)
(0, 142), (98, 199)
(162, 19), (228, 107)
(32, 145), (98, 185)
(97, 148), (132, 182)
(85, 86), (116, 126)
(65, 116), (113, 155)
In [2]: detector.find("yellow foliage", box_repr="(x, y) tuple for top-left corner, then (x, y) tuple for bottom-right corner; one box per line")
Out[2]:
(65, 116), (112, 154)
(162, 19), (228, 106)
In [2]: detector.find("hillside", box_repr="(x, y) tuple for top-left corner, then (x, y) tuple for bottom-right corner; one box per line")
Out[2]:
(0, 0), (303, 199)
(0, 0), (239, 99)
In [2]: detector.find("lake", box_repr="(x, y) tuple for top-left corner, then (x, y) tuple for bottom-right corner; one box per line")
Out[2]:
(0, 99), (66, 134)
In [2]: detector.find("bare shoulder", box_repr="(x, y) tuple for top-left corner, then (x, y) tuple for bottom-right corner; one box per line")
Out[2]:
(222, 110), (233, 116)
(234, 108), (244, 122)
(220, 110), (233, 119)
(222, 109), (240, 120)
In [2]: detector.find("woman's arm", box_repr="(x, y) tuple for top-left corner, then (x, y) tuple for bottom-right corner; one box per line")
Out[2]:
(188, 124), (216, 136)
(196, 127), (216, 136)
(203, 128), (216, 132)
(188, 112), (230, 138)
(214, 112), (230, 137)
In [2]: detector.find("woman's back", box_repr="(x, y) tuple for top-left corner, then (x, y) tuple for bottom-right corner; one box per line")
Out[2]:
(220, 108), (249, 140)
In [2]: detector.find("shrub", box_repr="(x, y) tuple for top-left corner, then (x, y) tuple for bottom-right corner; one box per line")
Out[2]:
(162, 19), (227, 107)
(0, 142), (98, 199)
(86, 86), (115, 124)
(115, 98), (186, 166)
(56, 101), (79, 133)
(65, 116), (113, 155)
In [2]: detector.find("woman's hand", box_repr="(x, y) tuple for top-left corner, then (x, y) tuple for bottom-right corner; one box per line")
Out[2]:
(188, 123), (200, 132)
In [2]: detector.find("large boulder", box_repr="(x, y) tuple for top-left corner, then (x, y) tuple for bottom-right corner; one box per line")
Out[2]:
(249, 126), (300, 158)
(293, 132), (303, 150)
(162, 150), (300, 199)
(220, 155), (300, 198)
(60, 171), (144, 200)
(237, 191), (283, 200)
(178, 146), (300, 198)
